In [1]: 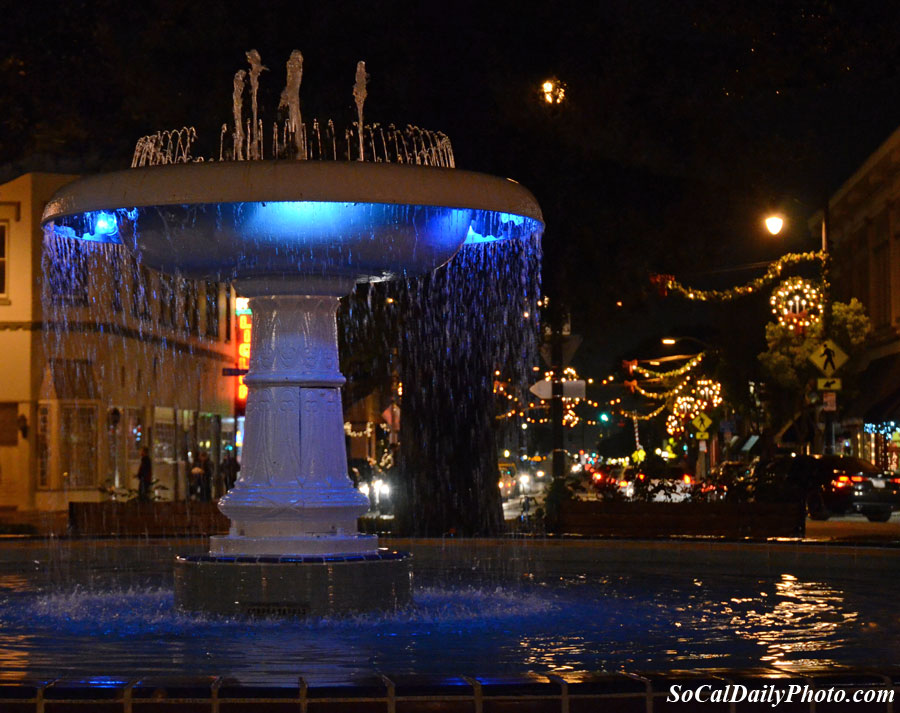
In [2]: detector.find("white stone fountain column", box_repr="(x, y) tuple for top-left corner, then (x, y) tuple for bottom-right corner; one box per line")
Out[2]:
(210, 291), (375, 556)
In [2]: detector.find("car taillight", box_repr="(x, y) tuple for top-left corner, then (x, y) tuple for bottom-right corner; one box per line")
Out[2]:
(638, 473), (645, 480)
(851, 475), (864, 483)
(592, 472), (603, 481)
(832, 475), (852, 488)
(892, 477), (900, 485)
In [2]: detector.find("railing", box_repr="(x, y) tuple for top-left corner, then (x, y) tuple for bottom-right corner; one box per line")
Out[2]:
(1, 669), (896, 712)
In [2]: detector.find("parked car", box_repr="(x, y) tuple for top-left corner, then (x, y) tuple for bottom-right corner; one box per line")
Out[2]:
(498, 460), (519, 500)
(752, 455), (900, 521)
(625, 464), (695, 502)
(702, 460), (754, 502)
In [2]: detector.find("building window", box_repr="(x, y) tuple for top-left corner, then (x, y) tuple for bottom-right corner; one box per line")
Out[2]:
(38, 406), (49, 488)
(45, 237), (89, 306)
(224, 283), (232, 342)
(0, 223), (7, 298)
(60, 404), (97, 488)
(130, 260), (152, 321)
(111, 248), (124, 312)
(0, 403), (17, 446)
(159, 274), (177, 329)
(126, 407), (144, 461)
(205, 282), (219, 339)
(184, 281), (200, 336)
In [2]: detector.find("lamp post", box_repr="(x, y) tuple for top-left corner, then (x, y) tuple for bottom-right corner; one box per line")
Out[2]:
(765, 207), (834, 454)
(660, 337), (715, 478)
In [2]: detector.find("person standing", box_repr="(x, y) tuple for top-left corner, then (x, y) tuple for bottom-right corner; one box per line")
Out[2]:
(221, 451), (241, 491)
(196, 451), (213, 502)
(137, 447), (153, 502)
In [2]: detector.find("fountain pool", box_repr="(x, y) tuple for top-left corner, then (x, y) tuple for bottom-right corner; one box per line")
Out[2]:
(0, 538), (898, 686)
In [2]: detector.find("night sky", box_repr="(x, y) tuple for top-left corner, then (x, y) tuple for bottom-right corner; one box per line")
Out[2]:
(4, 0), (900, 372)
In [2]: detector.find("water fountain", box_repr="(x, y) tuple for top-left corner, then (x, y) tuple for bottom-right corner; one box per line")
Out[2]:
(40, 51), (543, 616)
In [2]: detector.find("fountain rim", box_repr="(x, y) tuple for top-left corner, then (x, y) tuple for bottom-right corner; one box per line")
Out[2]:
(41, 160), (544, 226)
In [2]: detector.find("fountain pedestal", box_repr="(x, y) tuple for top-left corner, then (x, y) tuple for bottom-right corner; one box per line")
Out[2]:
(211, 290), (375, 556)
(177, 283), (412, 616)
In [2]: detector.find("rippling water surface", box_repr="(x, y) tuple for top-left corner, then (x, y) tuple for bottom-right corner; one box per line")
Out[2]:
(0, 563), (896, 683)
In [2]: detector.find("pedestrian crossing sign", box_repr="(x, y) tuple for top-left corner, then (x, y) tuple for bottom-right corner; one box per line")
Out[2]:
(809, 339), (848, 377)
(691, 412), (712, 432)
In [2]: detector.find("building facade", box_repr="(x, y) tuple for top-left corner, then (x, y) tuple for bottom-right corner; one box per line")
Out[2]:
(0, 173), (238, 511)
(824, 126), (900, 467)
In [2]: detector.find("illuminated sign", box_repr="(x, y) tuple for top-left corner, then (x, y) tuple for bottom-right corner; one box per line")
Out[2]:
(236, 299), (251, 411)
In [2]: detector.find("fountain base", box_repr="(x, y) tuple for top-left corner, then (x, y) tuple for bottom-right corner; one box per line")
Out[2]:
(208, 532), (378, 556)
(174, 550), (412, 617)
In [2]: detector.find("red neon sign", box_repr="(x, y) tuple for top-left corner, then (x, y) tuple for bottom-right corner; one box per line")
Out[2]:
(236, 312), (251, 408)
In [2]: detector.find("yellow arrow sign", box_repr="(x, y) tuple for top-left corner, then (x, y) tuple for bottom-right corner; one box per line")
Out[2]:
(695, 431), (710, 440)
(691, 412), (712, 432)
(817, 377), (842, 391)
(809, 339), (848, 377)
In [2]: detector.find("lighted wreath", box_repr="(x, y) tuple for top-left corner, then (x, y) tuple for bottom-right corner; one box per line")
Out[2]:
(666, 413), (685, 437)
(770, 276), (823, 330)
(693, 378), (723, 409)
(672, 394), (701, 421)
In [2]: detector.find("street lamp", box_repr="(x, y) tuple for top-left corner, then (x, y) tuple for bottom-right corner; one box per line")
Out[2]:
(541, 78), (566, 105)
(764, 209), (835, 454)
(660, 336), (711, 351)
(764, 214), (784, 236)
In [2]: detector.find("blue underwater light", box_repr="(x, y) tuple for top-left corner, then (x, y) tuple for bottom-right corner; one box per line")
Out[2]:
(46, 210), (124, 244)
(93, 212), (118, 237)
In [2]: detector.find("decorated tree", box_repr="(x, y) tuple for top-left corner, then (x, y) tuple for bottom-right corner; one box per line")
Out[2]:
(758, 297), (870, 445)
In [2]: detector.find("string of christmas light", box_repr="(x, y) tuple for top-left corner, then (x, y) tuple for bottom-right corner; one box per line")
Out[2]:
(625, 374), (693, 400)
(494, 366), (624, 427)
(624, 352), (705, 379)
(344, 422), (375, 438)
(863, 422), (900, 436)
(653, 251), (825, 302)
(770, 276), (823, 330)
(621, 403), (668, 421)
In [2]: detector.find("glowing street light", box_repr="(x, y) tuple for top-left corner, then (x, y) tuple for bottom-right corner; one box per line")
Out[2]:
(541, 78), (566, 104)
(765, 214), (784, 235)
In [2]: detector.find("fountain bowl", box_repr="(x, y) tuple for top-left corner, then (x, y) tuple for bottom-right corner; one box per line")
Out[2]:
(42, 161), (543, 292)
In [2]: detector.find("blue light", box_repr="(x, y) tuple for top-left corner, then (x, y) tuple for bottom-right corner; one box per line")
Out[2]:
(46, 210), (123, 244)
(94, 212), (118, 236)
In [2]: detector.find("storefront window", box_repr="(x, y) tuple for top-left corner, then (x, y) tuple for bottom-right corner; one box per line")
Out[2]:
(60, 405), (97, 488)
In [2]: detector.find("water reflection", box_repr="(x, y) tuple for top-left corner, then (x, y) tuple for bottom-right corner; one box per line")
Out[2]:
(726, 573), (857, 668)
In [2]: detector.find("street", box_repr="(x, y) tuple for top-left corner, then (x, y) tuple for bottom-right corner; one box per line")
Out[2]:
(805, 512), (900, 542)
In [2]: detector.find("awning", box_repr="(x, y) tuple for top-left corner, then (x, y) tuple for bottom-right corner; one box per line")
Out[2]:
(49, 359), (98, 400)
(845, 353), (900, 422)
